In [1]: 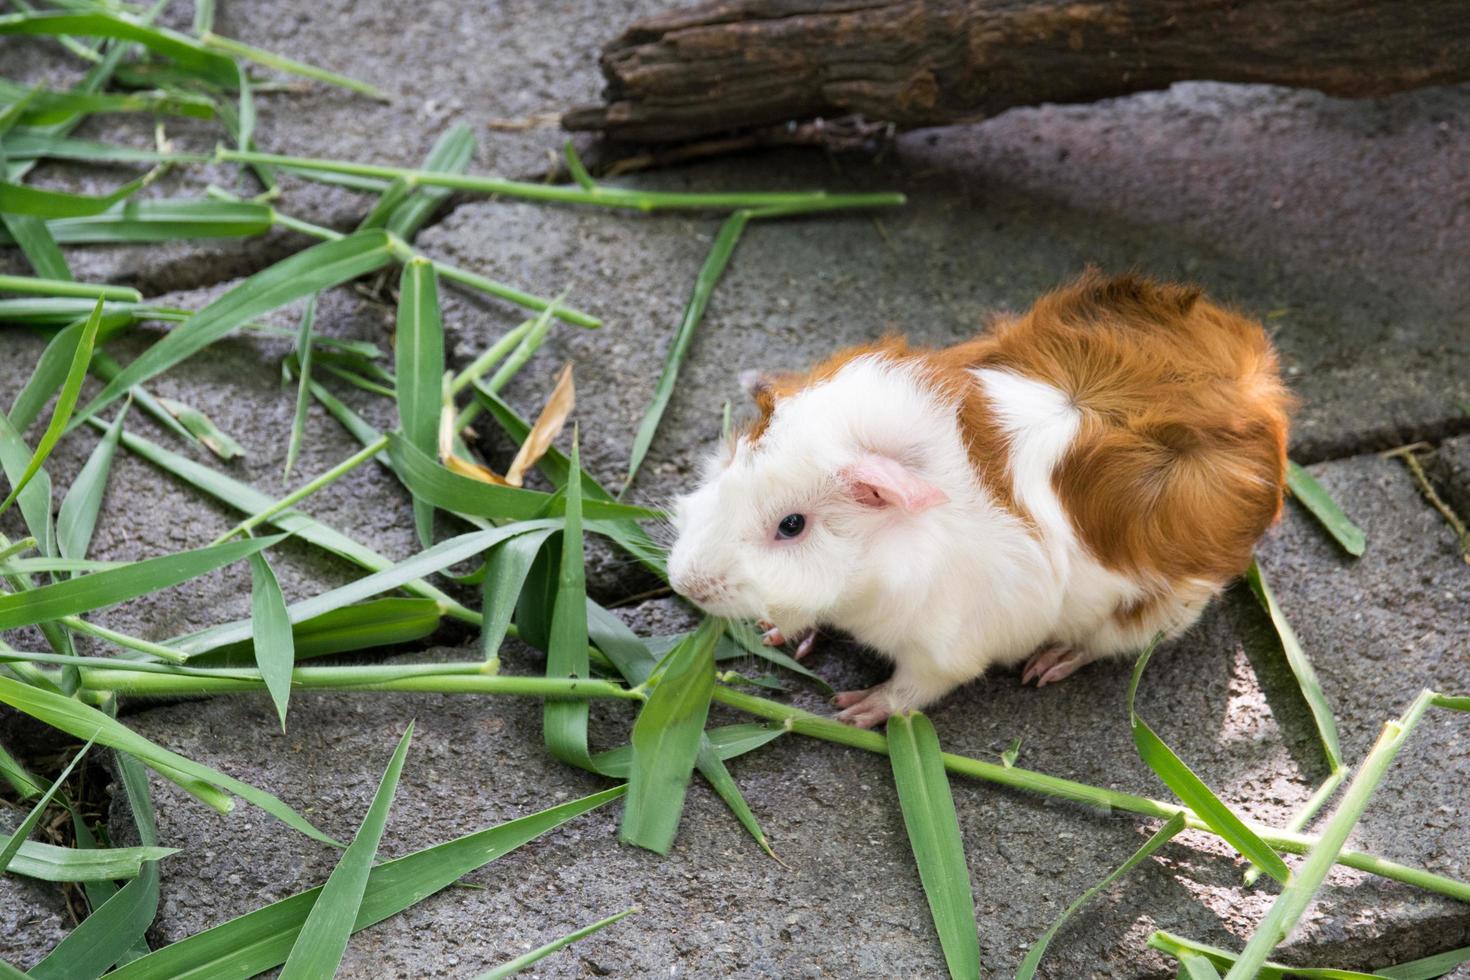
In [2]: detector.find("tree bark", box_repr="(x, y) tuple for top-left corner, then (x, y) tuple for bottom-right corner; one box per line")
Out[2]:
(563, 0), (1470, 143)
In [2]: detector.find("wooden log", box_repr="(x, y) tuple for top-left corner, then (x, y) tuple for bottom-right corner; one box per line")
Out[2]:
(563, 0), (1470, 143)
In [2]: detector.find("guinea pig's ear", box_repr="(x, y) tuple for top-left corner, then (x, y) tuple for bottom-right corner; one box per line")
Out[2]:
(841, 454), (949, 514)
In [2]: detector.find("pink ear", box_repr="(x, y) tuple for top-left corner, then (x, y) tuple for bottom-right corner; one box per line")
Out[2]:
(841, 454), (949, 513)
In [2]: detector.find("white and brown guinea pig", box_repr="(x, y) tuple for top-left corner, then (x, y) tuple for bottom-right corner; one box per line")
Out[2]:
(667, 270), (1292, 728)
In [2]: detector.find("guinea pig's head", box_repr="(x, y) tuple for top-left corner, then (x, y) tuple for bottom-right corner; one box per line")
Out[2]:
(666, 354), (952, 634)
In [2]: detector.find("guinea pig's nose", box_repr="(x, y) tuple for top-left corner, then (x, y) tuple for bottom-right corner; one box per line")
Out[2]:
(673, 573), (721, 603)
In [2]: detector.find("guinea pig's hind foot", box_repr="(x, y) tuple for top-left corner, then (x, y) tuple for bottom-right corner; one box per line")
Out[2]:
(1021, 644), (1095, 688)
(832, 686), (894, 729)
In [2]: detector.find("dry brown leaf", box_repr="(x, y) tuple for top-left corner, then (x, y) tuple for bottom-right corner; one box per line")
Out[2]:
(445, 454), (514, 487)
(504, 363), (574, 487)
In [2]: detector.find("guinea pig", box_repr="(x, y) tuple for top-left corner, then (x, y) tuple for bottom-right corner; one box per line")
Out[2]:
(667, 270), (1291, 728)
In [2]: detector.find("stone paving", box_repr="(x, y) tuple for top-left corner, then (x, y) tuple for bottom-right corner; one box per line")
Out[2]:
(3, 1), (1470, 976)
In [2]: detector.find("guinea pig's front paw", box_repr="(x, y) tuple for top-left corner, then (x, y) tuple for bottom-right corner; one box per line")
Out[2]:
(832, 684), (896, 728)
(757, 621), (820, 659)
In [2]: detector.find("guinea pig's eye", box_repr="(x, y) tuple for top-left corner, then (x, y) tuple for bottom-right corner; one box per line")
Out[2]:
(775, 513), (806, 540)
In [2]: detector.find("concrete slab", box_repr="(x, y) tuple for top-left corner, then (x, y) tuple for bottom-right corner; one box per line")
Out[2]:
(101, 450), (1470, 977)
(0, 872), (70, 972)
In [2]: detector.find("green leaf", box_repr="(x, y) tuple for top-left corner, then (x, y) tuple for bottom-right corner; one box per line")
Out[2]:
(1245, 558), (1343, 771)
(190, 597), (443, 667)
(387, 124), (474, 240)
(356, 177), (413, 231)
(625, 209), (750, 489)
(691, 740), (776, 860)
(280, 724), (413, 980)
(72, 230), (395, 428)
(0, 297), (102, 517)
(29, 751), (161, 977)
(249, 552), (295, 731)
(0, 11), (238, 86)
(395, 258), (444, 547)
(1378, 945), (1470, 980)
(0, 273), (138, 301)
(11, 313), (126, 430)
(0, 739), (42, 798)
(283, 294), (316, 480)
(0, 199), (274, 244)
(0, 133), (173, 166)
(1000, 737), (1021, 769)
(886, 711), (980, 980)
(593, 723), (783, 777)
(155, 396), (244, 460)
(57, 401), (128, 564)
(1017, 812), (1186, 979)
(1178, 953), (1227, 980)
(475, 907), (636, 980)
(1148, 931), (1390, 980)
(1128, 641), (1291, 885)
(0, 534), (283, 630)
(8, 839), (176, 883)
(0, 213), (69, 279)
(1287, 461), (1365, 557)
(0, 82), (216, 125)
(0, 674), (337, 844)
(387, 432), (658, 522)
(0, 172), (153, 219)
(482, 528), (559, 666)
(620, 616), (719, 854)
(544, 434), (594, 770)
(107, 786), (625, 979)
(0, 738), (91, 873)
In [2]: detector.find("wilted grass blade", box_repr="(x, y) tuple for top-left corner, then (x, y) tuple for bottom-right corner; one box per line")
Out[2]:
(249, 552), (295, 730)
(0, 274), (138, 301)
(0, 675), (337, 844)
(156, 395), (244, 459)
(388, 432), (657, 522)
(887, 711), (980, 980)
(0, 534), (282, 630)
(190, 597), (442, 667)
(72, 230), (395, 428)
(482, 528), (559, 666)
(544, 433), (595, 770)
(283, 294), (316, 480)
(1148, 931), (1387, 979)
(29, 750), (160, 977)
(1245, 558), (1343, 772)
(9, 839), (176, 883)
(58, 401), (127, 564)
(1226, 691), (1437, 979)
(0, 11), (237, 85)
(280, 724), (413, 980)
(624, 210), (749, 489)
(1128, 640), (1291, 884)
(1017, 812), (1186, 979)
(108, 786), (625, 979)
(620, 616), (719, 854)
(0, 213), (69, 280)
(0, 297), (101, 517)
(1287, 461), (1365, 557)
(504, 364), (573, 487)
(0, 172), (152, 219)
(0, 738), (91, 873)
(0, 199), (275, 243)
(388, 123), (474, 239)
(476, 907), (636, 980)
(396, 258), (444, 547)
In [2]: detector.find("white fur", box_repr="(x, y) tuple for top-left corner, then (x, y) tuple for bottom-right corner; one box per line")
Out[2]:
(667, 358), (1195, 722)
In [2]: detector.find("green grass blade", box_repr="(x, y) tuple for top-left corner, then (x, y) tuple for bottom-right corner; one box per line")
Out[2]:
(192, 0), (214, 35)
(0, 534), (282, 630)
(388, 432), (657, 522)
(0, 213), (69, 279)
(155, 395), (244, 459)
(84, 348), (200, 448)
(1287, 461), (1366, 556)
(387, 123), (474, 240)
(691, 738), (775, 859)
(0, 273), (137, 301)
(594, 722), (784, 776)
(1245, 558), (1343, 771)
(0, 133), (172, 166)
(620, 616), (719, 854)
(72, 230), (395, 428)
(0, 83), (215, 125)
(189, 597), (442, 667)
(395, 257), (443, 547)
(248, 552), (295, 730)
(0, 172), (153, 219)
(1179, 953), (1227, 980)
(0, 674), (337, 844)
(1017, 812), (1186, 979)
(356, 177), (412, 231)
(0, 739), (42, 798)
(1226, 691), (1437, 979)
(8, 839), (176, 883)
(1128, 640), (1291, 885)
(886, 711), (980, 980)
(0, 11), (237, 86)
(1378, 946), (1470, 980)
(11, 314), (120, 429)
(544, 433), (595, 769)
(3, 199), (275, 243)
(624, 209), (750, 489)
(280, 724), (413, 980)
(1148, 931), (1390, 979)
(0, 737), (91, 873)
(482, 528), (559, 667)
(476, 907), (636, 980)
(2, 298), (102, 516)
(198, 30), (384, 99)
(283, 294), (316, 480)
(29, 750), (161, 976)
(57, 401), (128, 564)
(108, 786), (624, 979)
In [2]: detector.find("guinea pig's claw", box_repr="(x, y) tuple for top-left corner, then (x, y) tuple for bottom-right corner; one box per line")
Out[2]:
(794, 631), (818, 660)
(758, 620), (786, 646)
(1021, 643), (1093, 687)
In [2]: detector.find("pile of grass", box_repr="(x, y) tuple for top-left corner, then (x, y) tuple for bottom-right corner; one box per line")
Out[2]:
(0, 4), (1467, 978)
